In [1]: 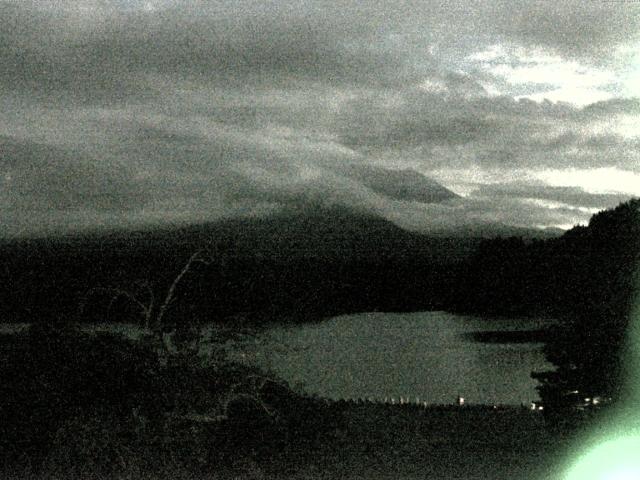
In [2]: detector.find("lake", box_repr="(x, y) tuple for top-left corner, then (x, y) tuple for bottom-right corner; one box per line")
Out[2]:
(232, 311), (554, 406)
(1, 311), (554, 406)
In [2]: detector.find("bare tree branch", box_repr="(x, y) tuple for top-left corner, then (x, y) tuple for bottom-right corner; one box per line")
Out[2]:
(81, 286), (153, 327)
(154, 249), (212, 332)
(81, 247), (217, 360)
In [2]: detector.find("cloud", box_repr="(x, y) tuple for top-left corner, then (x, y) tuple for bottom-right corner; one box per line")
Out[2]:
(335, 86), (640, 174)
(0, 1), (639, 236)
(503, 1), (640, 60)
(0, 136), (143, 213)
(336, 165), (458, 203)
(471, 182), (631, 210)
(5, 1), (638, 100)
(0, 1), (420, 106)
(370, 194), (591, 234)
(534, 168), (640, 197)
(582, 98), (640, 117)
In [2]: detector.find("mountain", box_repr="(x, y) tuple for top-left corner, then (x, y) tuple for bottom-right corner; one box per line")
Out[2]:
(0, 204), (479, 325)
(338, 165), (459, 203)
(0, 196), (569, 326)
(7, 203), (478, 261)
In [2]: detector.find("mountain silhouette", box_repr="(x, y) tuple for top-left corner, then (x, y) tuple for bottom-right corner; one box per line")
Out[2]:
(338, 164), (459, 203)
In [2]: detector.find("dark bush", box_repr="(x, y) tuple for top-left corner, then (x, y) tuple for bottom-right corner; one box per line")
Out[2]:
(0, 321), (330, 476)
(0, 322), (161, 463)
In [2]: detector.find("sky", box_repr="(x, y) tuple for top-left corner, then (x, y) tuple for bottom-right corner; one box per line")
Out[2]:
(1, 0), (639, 237)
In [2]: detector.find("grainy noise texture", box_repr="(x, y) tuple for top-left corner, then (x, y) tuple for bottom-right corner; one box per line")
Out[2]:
(1, 1), (639, 479)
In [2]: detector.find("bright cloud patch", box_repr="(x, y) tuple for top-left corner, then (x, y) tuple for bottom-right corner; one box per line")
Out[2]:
(536, 168), (640, 197)
(466, 44), (618, 106)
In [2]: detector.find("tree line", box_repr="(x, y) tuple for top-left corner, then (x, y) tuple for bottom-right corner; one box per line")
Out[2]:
(1, 199), (638, 408)
(450, 199), (640, 408)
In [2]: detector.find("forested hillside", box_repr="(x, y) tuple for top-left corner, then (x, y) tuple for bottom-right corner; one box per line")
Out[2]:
(451, 199), (640, 405)
(0, 206), (475, 327)
(2, 198), (638, 406)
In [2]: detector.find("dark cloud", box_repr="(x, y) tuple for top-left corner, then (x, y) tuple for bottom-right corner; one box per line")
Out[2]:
(0, 135), (143, 213)
(336, 87), (640, 172)
(337, 165), (458, 203)
(582, 98), (640, 117)
(0, 1), (638, 236)
(506, 1), (640, 61)
(5, 1), (637, 102)
(0, 1), (418, 106)
(0, 132), (285, 237)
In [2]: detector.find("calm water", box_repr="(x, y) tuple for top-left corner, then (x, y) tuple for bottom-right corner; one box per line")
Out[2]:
(235, 311), (554, 405)
(1, 311), (554, 405)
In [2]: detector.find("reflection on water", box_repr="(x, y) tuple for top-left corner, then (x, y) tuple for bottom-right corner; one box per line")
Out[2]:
(235, 311), (554, 405)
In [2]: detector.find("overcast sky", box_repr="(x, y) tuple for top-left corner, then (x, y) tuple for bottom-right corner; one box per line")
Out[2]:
(1, 0), (639, 237)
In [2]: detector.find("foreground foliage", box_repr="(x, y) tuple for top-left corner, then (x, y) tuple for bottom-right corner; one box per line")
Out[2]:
(0, 322), (334, 478)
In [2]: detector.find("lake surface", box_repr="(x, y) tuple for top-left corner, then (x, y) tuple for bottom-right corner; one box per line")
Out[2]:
(1, 311), (555, 405)
(234, 311), (554, 405)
